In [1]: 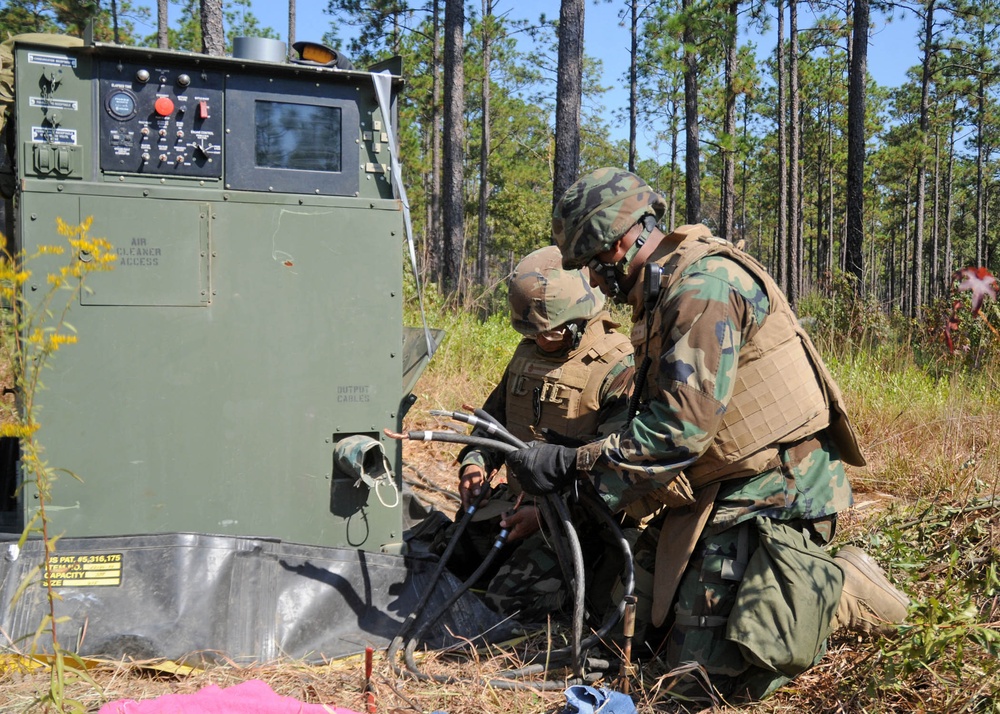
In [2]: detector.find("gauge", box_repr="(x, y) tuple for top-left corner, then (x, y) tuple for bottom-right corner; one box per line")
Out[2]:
(106, 90), (138, 120)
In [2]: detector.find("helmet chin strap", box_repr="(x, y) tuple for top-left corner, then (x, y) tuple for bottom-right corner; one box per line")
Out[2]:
(591, 261), (624, 303)
(604, 216), (656, 304)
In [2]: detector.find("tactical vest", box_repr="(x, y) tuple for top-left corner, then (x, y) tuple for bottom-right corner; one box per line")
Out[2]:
(631, 227), (863, 488)
(629, 227), (865, 627)
(504, 311), (631, 444)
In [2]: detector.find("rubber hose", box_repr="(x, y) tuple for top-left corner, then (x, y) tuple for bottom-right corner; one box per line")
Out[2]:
(402, 528), (512, 680)
(386, 484), (494, 673)
(429, 410), (528, 450)
(549, 493), (586, 678)
(405, 430), (518, 454)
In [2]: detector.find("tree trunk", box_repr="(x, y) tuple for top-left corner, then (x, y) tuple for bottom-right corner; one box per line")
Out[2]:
(683, 0), (701, 223)
(827, 69), (835, 275)
(111, 0), (120, 43)
(669, 96), (679, 230)
(891, 213), (897, 308)
(720, 0), (737, 241)
(816, 141), (823, 287)
(911, 0), (935, 317)
(553, 0), (585, 210)
(201, 0), (225, 56)
(477, 0), (492, 289)
(740, 93), (751, 245)
(932, 130), (940, 299)
(429, 0), (443, 284)
(776, 0), (788, 292)
(903, 176), (912, 315)
(788, 0), (800, 305)
(442, 0), (465, 297)
(945, 107), (956, 290)
(985, 150), (993, 265)
(845, 0), (868, 291)
(628, 0), (639, 173)
(288, 0), (296, 51)
(976, 76), (986, 266)
(157, 0), (168, 49)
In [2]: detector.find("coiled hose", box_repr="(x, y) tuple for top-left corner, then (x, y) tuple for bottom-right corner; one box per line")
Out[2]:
(385, 414), (636, 688)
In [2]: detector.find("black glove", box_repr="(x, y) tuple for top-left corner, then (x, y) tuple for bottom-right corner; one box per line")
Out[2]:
(504, 442), (578, 495)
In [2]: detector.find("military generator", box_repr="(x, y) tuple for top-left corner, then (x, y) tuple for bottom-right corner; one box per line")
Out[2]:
(0, 34), (492, 664)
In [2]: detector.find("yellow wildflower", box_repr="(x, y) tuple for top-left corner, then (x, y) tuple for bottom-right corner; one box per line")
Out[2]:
(0, 422), (39, 439)
(0, 266), (30, 285)
(56, 216), (78, 238)
(47, 334), (77, 350)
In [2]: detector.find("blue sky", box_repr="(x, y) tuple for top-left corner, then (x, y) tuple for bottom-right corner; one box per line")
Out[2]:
(129, 0), (920, 152)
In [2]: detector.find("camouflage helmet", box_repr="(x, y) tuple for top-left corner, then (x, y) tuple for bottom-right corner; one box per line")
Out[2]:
(508, 245), (605, 337)
(553, 167), (667, 269)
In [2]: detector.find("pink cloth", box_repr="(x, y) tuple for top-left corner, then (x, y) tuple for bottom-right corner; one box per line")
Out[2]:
(97, 678), (363, 714)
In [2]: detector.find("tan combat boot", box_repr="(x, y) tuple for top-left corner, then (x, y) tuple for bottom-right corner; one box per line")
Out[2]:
(831, 545), (910, 635)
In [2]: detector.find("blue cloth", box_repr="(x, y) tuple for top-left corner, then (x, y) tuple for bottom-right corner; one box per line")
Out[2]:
(562, 685), (637, 714)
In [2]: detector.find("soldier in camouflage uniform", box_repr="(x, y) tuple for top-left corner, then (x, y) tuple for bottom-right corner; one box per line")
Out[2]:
(449, 245), (634, 622)
(505, 169), (909, 700)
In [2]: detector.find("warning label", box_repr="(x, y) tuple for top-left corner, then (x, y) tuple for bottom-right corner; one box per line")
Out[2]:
(43, 553), (122, 587)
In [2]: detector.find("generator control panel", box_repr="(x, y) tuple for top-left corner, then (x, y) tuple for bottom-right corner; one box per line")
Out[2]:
(14, 40), (395, 198)
(99, 60), (224, 177)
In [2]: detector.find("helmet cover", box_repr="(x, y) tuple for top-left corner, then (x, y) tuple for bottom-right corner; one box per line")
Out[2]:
(552, 167), (667, 269)
(508, 245), (605, 337)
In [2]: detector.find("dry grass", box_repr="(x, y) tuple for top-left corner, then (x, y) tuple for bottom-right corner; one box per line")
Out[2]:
(833, 352), (1000, 500)
(0, 653), (569, 714)
(0, 634), (889, 714)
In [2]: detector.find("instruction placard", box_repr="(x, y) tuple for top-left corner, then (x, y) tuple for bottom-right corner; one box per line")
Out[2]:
(43, 553), (122, 587)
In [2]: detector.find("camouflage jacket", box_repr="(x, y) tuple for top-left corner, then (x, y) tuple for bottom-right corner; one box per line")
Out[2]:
(461, 314), (634, 476)
(578, 240), (852, 530)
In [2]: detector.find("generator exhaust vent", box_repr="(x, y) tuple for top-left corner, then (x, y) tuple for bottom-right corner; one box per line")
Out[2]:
(232, 36), (286, 63)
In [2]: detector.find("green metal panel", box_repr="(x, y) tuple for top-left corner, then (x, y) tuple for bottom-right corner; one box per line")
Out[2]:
(19, 185), (405, 550)
(15, 46), (93, 181)
(8, 40), (412, 553)
(80, 196), (210, 306)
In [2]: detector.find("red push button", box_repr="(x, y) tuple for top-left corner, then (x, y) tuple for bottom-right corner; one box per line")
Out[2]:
(154, 96), (175, 116)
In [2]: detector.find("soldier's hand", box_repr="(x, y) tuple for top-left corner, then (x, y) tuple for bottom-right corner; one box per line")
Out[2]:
(459, 464), (489, 509)
(501, 505), (541, 542)
(504, 442), (578, 495)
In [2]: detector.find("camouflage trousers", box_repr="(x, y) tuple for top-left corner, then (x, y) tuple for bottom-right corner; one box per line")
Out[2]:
(483, 529), (567, 620)
(632, 516), (838, 701)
